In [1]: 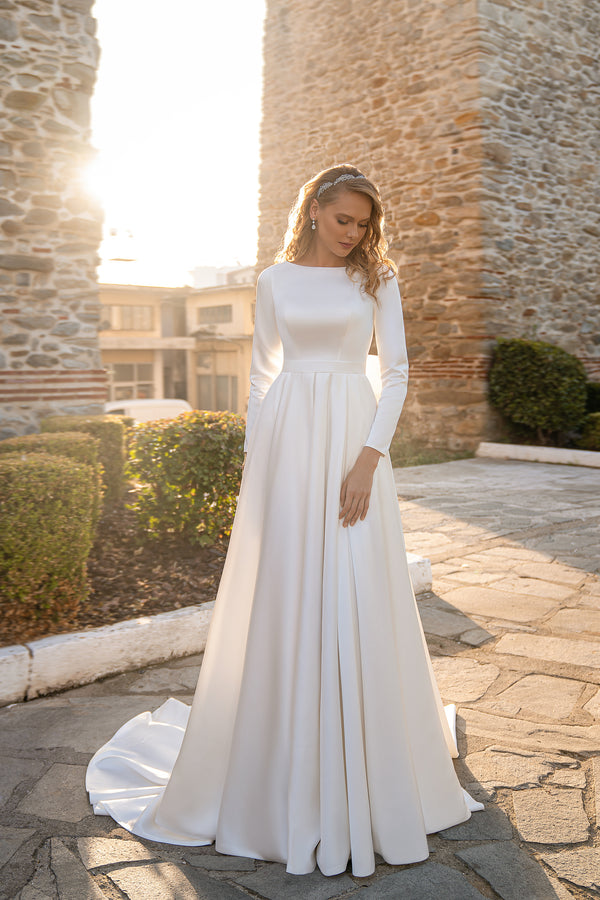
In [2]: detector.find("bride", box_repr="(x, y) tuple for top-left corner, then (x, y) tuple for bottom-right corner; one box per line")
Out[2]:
(86, 163), (483, 877)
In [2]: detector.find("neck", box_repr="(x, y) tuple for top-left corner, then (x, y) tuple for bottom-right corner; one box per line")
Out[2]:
(297, 244), (347, 268)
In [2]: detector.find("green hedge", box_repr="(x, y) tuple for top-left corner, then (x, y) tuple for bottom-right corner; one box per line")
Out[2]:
(128, 409), (245, 546)
(0, 453), (97, 628)
(489, 338), (588, 444)
(0, 432), (103, 526)
(41, 415), (127, 504)
(578, 413), (600, 451)
(586, 382), (600, 414)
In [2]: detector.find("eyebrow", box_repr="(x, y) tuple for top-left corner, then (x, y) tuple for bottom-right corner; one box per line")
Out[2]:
(337, 213), (370, 223)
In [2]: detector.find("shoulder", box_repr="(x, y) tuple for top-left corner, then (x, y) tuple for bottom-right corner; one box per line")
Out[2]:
(257, 261), (287, 281)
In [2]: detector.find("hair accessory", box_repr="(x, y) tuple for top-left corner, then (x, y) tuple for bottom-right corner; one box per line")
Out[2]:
(311, 218), (316, 230)
(316, 173), (367, 199)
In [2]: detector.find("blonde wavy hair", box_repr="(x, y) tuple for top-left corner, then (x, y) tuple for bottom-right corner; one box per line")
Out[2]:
(275, 163), (397, 302)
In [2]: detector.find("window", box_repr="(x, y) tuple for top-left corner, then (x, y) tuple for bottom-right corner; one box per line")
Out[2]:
(196, 373), (238, 412)
(108, 305), (154, 331)
(196, 304), (233, 325)
(109, 362), (154, 400)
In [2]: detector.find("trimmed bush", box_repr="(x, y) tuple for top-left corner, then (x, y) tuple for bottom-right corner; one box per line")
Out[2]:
(0, 453), (96, 629)
(578, 413), (600, 451)
(586, 381), (600, 414)
(128, 410), (245, 546)
(0, 431), (103, 526)
(41, 415), (127, 504)
(489, 338), (588, 444)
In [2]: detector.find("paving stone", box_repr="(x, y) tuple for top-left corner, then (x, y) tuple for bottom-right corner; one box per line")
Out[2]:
(492, 576), (575, 602)
(17, 763), (90, 823)
(540, 848), (600, 893)
(549, 766), (587, 788)
(547, 607), (600, 636)
(0, 694), (172, 754)
(77, 836), (158, 868)
(490, 674), (585, 719)
(512, 562), (587, 586)
(457, 840), (571, 900)
(0, 756), (45, 808)
(441, 586), (558, 623)
(348, 860), (487, 898)
(0, 825), (36, 866)
(127, 666), (200, 693)
(439, 805), (513, 840)
(418, 604), (473, 638)
(441, 570), (501, 585)
(594, 757), (600, 825)
(235, 862), (356, 899)
(50, 839), (106, 900)
(459, 626), (494, 646)
(458, 707), (600, 753)
(108, 859), (248, 898)
(494, 633), (600, 668)
(431, 656), (500, 702)
(17, 842), (58, 900)
(185, 850), (255, 870)
(513, 787), (589, 844)
(464, 746), (564, 789)
(583, 688), (600, 718)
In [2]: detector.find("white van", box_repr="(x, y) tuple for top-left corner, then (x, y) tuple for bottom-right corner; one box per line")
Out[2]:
(104, 398), (192, 424)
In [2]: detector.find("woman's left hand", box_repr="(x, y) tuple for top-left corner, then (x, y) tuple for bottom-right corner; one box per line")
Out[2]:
(339, 446), (383, 527)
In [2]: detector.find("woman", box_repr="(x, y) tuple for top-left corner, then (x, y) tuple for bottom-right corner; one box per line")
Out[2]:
(87, 164), (483, 877)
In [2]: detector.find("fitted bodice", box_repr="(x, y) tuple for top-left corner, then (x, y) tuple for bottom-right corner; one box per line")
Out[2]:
(273, 263), (374, 372)
(244, 260), (409, 455)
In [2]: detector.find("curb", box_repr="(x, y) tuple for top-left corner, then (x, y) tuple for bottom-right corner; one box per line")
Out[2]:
(476, 441), (600, 469)
(0, 555), (432, 707)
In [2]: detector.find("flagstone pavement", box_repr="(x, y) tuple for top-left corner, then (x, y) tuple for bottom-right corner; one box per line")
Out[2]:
(0, 458), (599, 900)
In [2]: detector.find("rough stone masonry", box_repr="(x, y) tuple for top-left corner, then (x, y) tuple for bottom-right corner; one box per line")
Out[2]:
(0, 0), (105, 438)
(258, 0), (600, 448)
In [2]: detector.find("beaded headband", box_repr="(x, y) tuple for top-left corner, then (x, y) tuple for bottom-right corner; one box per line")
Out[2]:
(316, 173), (367, 199)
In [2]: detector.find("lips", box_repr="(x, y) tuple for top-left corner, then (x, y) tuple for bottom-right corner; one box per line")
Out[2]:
(340, 242), (354, 250)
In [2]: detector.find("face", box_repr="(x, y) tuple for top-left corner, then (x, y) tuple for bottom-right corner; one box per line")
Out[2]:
(310, 189), (372, 262)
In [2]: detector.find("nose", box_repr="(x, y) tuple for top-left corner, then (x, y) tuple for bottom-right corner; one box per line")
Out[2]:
(346, 222), (358, 238)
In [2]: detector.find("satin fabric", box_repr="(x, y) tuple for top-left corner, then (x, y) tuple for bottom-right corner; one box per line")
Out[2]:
(86, 261), (483, 877)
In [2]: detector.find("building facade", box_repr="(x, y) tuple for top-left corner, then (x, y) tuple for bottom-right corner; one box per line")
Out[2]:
(97, 281), (255, 418)
(258, 0), (600, 448)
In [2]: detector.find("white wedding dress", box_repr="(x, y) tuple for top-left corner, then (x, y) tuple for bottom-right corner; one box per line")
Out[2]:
(86, 261), (483, 877)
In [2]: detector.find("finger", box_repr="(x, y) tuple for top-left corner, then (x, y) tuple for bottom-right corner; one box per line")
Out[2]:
(348, 504), (364, 527)
(343, 496), (361, 526)
(339, 478), (347, 509)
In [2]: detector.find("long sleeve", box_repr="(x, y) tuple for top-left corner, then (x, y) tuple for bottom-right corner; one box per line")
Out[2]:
(244, 269), (283, 452)
(363, 273), (409, 455)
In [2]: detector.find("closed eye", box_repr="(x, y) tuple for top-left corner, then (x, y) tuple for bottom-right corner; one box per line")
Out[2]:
(338, 219), (369, 228)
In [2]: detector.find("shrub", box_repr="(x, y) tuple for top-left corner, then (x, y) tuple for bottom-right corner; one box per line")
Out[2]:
(41, 415), (127, 504)
(489, 338), (588, 444)
(0, 432), (103, 525)
(586, 381), (600, 414)
(128, 410), (245, 546)
(0, 453), (96, 629)
(578, 413), (600, 451)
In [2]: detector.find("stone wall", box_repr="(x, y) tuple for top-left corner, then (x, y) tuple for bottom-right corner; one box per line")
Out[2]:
(0, 0), (105, 438)
(258, 0), (600, 448)
(478, 0), (600, 378)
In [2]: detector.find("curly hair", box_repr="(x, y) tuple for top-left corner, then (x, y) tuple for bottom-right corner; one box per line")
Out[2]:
(274, 163), (397, 302)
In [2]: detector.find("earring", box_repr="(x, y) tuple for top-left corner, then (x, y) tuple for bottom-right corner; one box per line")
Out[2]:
(311, 218), (316, 230)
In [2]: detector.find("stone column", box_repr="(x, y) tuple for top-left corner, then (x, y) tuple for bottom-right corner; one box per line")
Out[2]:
(0, 0), (105, 438)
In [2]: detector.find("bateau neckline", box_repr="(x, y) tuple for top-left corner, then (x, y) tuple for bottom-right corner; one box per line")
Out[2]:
(284, 261), (348, 270)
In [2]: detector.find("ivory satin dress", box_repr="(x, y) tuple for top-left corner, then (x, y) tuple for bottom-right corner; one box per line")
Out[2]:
(86, 261), (484, 877)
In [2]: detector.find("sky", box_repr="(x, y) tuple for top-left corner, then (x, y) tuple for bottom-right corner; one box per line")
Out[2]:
(86, 0), (266, 286)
